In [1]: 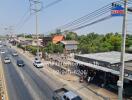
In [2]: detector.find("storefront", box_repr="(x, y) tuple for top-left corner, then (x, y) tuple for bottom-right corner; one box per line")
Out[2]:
(71, 51), (132, 97)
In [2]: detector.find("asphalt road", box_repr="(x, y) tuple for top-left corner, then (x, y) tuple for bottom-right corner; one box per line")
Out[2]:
(0, 46), (62, 100)
(1, 51), (33, 100)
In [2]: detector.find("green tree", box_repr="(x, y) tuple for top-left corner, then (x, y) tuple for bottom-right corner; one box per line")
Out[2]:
(66, 32), (77, 40)
(43, 42), (63, 53)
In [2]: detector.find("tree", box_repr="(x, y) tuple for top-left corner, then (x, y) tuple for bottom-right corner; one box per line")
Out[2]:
(43, 42), (63, 53)
(65, 32), (77, 40)
(25, 34), (32, 38)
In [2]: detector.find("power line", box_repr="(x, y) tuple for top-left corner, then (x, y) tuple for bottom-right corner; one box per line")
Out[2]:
(16, 13), (34, 32)
(58, 3), (111, 30)
(42, 0), (63, 10)
(15, 10), (30, 27)
(46, 0), (132, 34)
(16, 0), (63, 32)
(61, 0), (130, 31)
(61, 6), (111, 31)
(69, 15), (112, 32)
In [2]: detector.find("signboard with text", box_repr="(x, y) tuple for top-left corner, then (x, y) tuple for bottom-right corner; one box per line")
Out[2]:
(111, 4), (124, 16)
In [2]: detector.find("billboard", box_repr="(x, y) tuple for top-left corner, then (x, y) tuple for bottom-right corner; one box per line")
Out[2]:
(111, 3), (124, 16)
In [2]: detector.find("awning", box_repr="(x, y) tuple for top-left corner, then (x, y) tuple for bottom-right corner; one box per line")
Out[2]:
(71, 59), (119, 75)
(69, 59), (132, 81)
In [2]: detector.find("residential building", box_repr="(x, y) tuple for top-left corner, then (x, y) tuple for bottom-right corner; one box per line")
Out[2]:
(60, 40), (79, 53)
(52, 35), (64, 44)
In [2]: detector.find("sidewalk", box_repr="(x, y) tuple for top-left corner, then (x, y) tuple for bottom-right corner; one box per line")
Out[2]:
(13, 46), (118, 100)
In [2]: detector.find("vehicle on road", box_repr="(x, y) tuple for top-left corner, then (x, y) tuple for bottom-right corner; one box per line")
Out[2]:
(4, 57), (11, 64)
(0, 44), (2, 48)
(17, 60), (25, 67)
(0, 49), (5, 54)
(1, 50), (5, 54)
(33, 60), (43, 68)
(12, 52), (18, 56)
(52, 88), (82, 100)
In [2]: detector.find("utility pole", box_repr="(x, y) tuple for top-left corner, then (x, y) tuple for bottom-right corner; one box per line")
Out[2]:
(29, 0), (42, 60)
(35, 0), (39, 59)
(24, 33), (26, 52)
(118, 0), (127, 100)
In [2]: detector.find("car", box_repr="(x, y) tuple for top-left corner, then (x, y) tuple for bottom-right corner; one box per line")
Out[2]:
(4, 57), (11, 64)
(53, 88), (82, 100)
(33, 60), (43, 68)
(17, 60), (25, 67)
(1, 51), (5, 54)
(0, 44), (2, 48)
(12, 52), (18, 56)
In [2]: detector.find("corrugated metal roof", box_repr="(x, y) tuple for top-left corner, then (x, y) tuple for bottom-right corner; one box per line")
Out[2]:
(76, 51), (132, 64)
(61, 40), (78, 45)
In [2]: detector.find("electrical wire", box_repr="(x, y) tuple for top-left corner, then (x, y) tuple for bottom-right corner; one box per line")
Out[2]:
(16, 0), (63, 32)
(16, 13), (33, 31)
(61, 0), (132, 31)
(58, 4), (112, 30)
(46, 0), (132, 34)
(68, 15), (112, 32)
(15, 10), (30, 27)
(61, 6), (111, 31)
(42, 0), (63, 10)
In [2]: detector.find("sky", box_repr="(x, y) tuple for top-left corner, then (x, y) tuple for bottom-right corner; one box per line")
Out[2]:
(0, 0), (132, 35)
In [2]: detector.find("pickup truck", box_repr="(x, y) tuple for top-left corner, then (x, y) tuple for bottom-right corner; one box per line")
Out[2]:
(52, 88), (82, 100)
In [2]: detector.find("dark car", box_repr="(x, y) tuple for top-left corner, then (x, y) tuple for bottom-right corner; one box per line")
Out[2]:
(17, 60), (25, 67)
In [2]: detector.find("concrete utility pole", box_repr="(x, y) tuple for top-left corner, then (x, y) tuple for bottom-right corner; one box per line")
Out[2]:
(29, 0), (42, 60)
(35, 0), (39, 59)
(24, 33), (26, 52)
(118, 0), (127, 100)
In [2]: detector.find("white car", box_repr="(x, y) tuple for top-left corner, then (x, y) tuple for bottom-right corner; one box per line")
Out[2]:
(12, 52), (18, 56)
(33, 60), (43, 68)
(1, 51), (5, 54)
(4, 57), (11, 64)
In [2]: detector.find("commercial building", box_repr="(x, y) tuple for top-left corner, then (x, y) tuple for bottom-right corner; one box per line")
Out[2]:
(71, 51), (132, 97)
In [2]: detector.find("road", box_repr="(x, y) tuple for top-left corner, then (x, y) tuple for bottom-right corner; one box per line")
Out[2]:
(0, 46), (62, 100)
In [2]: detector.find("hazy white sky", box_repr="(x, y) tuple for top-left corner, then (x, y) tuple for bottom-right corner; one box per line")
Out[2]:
(0, 0), (132, 35)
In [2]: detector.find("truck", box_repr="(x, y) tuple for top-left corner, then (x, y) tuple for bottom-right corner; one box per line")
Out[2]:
(52, 88), (82, 100)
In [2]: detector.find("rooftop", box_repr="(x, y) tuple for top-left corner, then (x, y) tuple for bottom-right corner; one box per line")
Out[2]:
(52, 35), (64, 44)
(76, 51), (132, 64)
(61, 40), (79, 45)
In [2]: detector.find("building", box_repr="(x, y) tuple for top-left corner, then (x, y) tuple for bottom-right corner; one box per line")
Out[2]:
(52, 35), (64, 44)
(32, 39), (43, 46)
(60, 40), (78, 53)
(15, 37), (43, 46)
(71, 51), (132, 97)
(42, 36), (52, 46)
